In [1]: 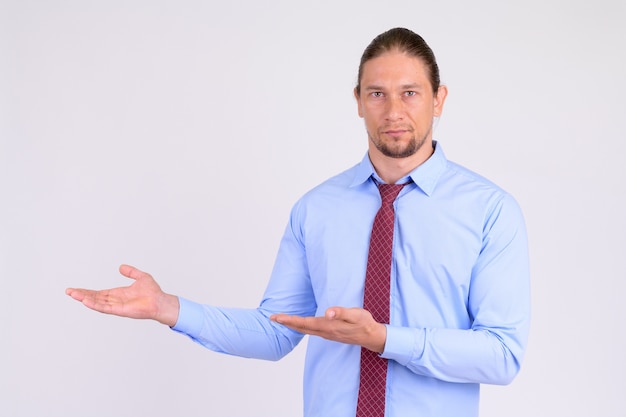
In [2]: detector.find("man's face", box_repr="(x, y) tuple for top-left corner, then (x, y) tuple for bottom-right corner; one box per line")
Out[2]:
(355, 50), (447, 160)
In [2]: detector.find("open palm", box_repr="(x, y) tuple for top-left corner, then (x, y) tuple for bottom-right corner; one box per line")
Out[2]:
(66, 264), (179, 326)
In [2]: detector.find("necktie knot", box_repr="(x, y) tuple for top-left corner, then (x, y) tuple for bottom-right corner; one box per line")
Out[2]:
(378, 183), (405, 207)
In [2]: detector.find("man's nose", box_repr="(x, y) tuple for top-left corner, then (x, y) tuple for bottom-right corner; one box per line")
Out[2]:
(385, 96), (404, 120)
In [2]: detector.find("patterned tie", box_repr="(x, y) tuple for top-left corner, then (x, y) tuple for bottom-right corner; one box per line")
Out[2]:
(356, 182), (405, 417)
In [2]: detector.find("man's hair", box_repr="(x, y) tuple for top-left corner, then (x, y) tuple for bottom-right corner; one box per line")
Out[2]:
(355, 27), (440, 95)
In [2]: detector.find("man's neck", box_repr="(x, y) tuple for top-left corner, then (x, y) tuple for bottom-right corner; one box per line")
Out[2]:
(368, 143), (434, 184)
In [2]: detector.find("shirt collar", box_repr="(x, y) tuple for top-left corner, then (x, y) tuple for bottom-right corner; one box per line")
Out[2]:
(349, 141), (448, 196)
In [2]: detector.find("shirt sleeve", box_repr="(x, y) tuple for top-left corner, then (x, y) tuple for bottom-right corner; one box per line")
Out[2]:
(170, 297), (301, 361)
(171, 203), (316, 361)
(381, 193), (531, 385)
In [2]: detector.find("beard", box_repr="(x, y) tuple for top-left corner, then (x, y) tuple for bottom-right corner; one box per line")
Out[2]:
(367, 125), (431, 159)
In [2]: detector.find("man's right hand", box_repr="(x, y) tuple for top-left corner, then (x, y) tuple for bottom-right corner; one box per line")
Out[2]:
(65, 264), (180, 327)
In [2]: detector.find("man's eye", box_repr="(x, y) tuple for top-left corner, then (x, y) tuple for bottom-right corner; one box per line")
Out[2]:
(371, 92), (383, 98)
(405, 91), (416, 97)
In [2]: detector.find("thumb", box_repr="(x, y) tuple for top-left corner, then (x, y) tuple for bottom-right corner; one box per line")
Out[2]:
(325, 306), (347, 320)
(119, 264), (148, 280)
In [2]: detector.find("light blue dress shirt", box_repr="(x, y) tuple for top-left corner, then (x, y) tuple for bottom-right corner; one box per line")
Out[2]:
(173, 142), (530, 417)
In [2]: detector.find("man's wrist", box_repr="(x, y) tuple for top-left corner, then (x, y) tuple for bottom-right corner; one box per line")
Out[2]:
(366, 322), (388, 353)
(157, 293), (180, 327)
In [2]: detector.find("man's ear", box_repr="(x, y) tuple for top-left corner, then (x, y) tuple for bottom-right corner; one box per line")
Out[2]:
(433, 85), (448, 117)
(354, 87), (364, 118)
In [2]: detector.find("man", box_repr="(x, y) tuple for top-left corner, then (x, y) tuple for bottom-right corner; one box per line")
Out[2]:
(66, 27), (530, 416)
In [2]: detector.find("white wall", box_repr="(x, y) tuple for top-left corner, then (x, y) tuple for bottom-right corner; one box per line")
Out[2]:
(2, 1), (625, 416)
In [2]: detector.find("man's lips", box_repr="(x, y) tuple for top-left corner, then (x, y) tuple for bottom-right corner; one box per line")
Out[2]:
(383, 129), (409, 137)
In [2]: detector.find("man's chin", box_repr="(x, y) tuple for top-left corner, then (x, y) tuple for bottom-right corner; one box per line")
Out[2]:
(379, 143), (419, 159)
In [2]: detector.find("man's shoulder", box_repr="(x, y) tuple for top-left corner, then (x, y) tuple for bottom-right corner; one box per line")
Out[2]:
(306, 162), (364, 195)
(441, 159), (525, 224)
(442, 159), (509, 196)
(290, 162), (368, 214)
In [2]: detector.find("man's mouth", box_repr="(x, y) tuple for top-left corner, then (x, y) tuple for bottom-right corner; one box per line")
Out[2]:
(383, 129), (409, 137)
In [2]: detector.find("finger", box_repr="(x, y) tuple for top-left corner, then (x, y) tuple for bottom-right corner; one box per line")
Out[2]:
(325, 306), (360, 322)
(119, 264), (148, 280)
(271, 314), (316, 334)
(81, 293), (115, 314)
(270, 313), (303, 326)
(65, 287), (88, 301)
(325, 307), (344, 320)
(66, 288), (113, 313)
(66, 288), (103, 304)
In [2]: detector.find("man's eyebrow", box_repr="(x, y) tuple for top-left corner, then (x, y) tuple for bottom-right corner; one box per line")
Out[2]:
(363, 83), (425, 91)
(400, 83), (424, 90)
(363, 85), (385, 91)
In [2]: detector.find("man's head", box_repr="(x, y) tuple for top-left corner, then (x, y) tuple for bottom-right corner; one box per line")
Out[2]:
(355, 27), (440, 96)
(354, 28), (447, 167)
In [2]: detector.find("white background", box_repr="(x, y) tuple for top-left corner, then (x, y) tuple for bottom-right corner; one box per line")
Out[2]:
(1, 1), (625, 416)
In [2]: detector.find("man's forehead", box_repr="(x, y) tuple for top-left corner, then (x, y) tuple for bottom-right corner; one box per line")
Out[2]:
(360, 57), (429, 86)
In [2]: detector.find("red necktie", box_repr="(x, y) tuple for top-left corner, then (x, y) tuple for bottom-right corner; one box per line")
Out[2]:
(356, 183), (405, 417)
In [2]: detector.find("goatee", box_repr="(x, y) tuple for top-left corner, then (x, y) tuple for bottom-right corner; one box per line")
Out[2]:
(368, 131), (427, 159)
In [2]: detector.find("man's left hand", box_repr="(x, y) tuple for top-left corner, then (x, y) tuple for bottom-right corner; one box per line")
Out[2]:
(270, 307), (387, 353)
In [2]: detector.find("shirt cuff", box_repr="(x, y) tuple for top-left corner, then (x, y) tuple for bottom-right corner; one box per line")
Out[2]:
(380, 325), (424, 365)
(171, 296), (205, 336)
